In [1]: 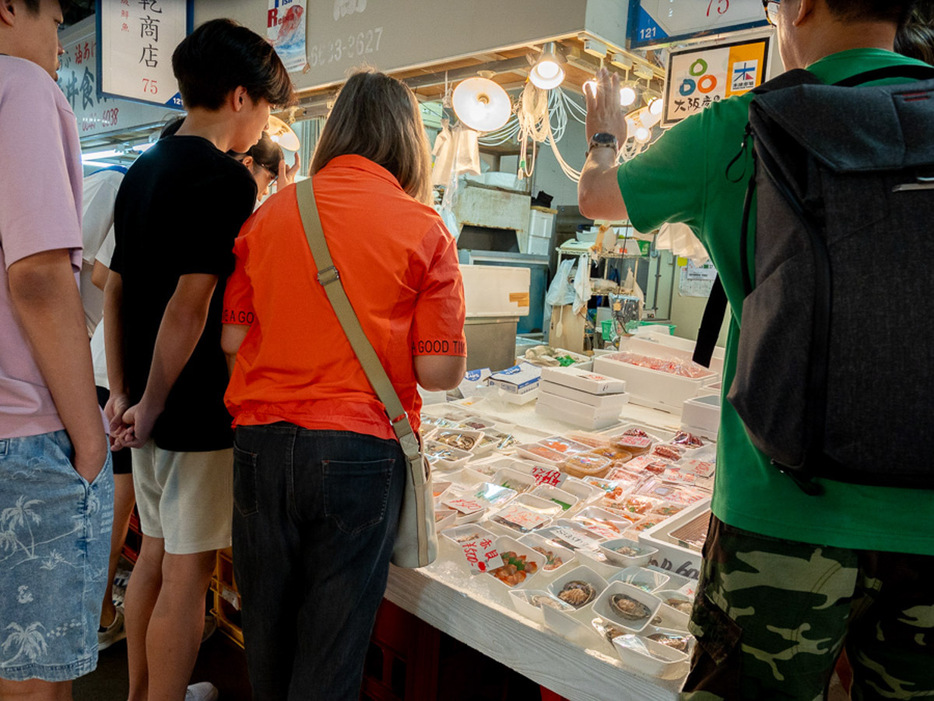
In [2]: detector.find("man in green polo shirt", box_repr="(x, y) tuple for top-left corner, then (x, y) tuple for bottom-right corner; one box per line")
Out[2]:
(579, 0), (934, 698)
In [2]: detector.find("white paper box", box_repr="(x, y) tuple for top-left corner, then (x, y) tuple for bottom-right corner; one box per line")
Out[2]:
(539, 380), (630, 411)
(536, 391), (623, 430)
(489, 363), (542, 394)
(540, 366), (627, 394)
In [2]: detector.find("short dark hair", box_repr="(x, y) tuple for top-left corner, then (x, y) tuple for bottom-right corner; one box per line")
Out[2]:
(172, 18), (294, 111)
(311, 69), (432, 204)
(895, 4), (934, 63)
(247, 133), (284, 174)
(824, 0), (917, 26)
(23, 0), (69, 16)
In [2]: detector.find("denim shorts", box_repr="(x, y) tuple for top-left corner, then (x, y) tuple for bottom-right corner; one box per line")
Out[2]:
(0, 430), (113, 682)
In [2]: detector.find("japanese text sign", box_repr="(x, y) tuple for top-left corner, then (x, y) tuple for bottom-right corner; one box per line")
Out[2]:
(662, 37), (770, 127)
(96, 0), (191, 108)
(459, 536), (503, 573)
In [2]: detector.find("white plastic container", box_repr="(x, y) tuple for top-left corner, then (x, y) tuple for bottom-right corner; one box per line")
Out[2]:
(593, 581), (662, 633)
(509, 589), (574, 624)
(613, 634), (690, 680)
(593, 352), (718, 413)
(538, 380), (629, 411)
(681, 393), (721, 439)
(610, 566), (670, 594)
(547, 565), (609, 612)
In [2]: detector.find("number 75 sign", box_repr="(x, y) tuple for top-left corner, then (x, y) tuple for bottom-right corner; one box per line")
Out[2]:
(96, 0), (191, 109)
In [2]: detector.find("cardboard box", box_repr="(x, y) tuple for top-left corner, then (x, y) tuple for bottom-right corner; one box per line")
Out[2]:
(539, 380), (629, 412)
(539, 366), (626, 395)
(489, 363), (541, 395)
(535, 390), (624, 430)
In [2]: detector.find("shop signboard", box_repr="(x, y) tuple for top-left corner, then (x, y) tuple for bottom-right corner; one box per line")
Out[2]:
(96, 0), (192, 108)
(58, 16), (177, 138)
(629, 0), (768, 49)
(661, 36), (769, 127)
(267, 0), (308, 72)
(195, 0), (629, 92)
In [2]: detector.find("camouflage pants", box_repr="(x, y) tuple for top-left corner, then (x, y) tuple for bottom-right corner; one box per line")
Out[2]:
(681, 516), (934, 700)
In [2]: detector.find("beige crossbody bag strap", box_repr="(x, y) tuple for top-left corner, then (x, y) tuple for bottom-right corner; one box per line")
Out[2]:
(295, 178), (431, 564)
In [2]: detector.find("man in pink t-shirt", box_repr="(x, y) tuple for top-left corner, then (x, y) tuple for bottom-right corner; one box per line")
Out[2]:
(0, 0), (113, 696)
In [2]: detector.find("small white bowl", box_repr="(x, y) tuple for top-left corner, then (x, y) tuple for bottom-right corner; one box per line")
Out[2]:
(611, 566), (671, 594)
(530, 485), (579, 513)
(542, 603), (605, 647)
(509, 589), (574, 624)
(593, 581), (662, 633)
(424, 440), (472, 470)
(492, 466), (537, 494)
(644, 627), (696, 657)
(547, 565), (609, 612)
(613, 634), (690, 680)
(434, 508), (457, 532)
(559, 476), (604, 506)
(432, 427), (487, 453)
(651, 601), (691, 632)
(654, 589), (694, 617)
(518, 532), (576, 578)
(599, 538), (658, 568)
(574, 547), (624, 581)
(484, 535), (547, 590)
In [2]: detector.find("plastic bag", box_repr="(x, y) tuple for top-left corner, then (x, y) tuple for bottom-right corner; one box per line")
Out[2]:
(545, 258), (577, 307)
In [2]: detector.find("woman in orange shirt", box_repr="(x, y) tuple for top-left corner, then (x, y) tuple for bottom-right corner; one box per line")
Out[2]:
(221, 70), (466, 700)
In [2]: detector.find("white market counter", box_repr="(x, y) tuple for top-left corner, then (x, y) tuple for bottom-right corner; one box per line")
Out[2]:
(382, 396), (709, 701)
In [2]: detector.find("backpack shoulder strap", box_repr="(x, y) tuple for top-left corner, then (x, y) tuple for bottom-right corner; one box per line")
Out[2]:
(834, 64), (934, 87)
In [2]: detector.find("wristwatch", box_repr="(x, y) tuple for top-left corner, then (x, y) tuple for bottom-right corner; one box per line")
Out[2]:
(587, 132), (619, 156)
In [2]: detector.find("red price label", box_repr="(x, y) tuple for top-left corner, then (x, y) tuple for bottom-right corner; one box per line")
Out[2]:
(531, 466), (564, 487)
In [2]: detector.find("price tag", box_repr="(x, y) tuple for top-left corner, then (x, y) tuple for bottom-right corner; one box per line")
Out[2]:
(530, 466), (565, 487)
(459, 536), (503, 573)
(444, 497), (484, 515)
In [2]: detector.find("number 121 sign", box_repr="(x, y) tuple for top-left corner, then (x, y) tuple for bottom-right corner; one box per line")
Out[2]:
(96, 0), (192, 109)
(629, 0), (768, 49)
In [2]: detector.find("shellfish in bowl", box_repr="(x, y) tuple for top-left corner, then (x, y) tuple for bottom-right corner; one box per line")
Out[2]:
(557, 580), (597, 608)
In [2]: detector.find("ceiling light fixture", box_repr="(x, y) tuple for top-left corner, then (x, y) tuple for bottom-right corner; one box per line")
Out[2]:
(529, 42), (566, 90)
(267, 115), (301, 151)
(452, 77), (512, 132)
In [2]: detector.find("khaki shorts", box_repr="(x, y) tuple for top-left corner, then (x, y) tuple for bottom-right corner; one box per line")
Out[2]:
(131, 441), (233, 554)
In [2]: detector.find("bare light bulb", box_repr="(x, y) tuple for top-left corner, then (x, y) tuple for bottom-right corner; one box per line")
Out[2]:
(648, 97), (663, 116)
(620, 86), (637, 106)
(584, 79), (597, 97)
(635, 126), (651, 143)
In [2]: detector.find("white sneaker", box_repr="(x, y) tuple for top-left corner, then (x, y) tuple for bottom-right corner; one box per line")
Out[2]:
(185, 681), (219, 701)
(97, 607), (126, 651)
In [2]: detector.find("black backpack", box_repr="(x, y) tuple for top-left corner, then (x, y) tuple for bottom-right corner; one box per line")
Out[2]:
(694, 65), (934, 494)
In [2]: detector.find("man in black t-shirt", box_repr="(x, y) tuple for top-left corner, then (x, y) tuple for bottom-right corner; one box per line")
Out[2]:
(103, 19), (292, 701)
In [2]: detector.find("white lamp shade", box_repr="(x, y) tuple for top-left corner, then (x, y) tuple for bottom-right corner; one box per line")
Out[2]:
(267, 115), (301, 151)
(530, 59), (566, 90)
(452, 77), (512, 132)
(619, 85), (638, 106)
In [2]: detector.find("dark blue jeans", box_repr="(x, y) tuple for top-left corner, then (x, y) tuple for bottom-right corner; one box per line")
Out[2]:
(231, 423), (405, 701)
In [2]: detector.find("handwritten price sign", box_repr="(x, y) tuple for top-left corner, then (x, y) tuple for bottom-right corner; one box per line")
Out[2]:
(530, 466), (565, 487)
(460, 537), (503, 573)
